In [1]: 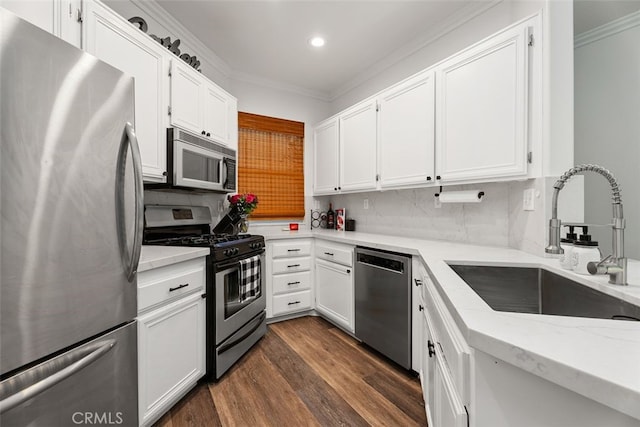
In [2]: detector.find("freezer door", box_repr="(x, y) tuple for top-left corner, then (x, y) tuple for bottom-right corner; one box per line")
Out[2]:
(0, 321), (138, 426)
(0, 11), (143, 374)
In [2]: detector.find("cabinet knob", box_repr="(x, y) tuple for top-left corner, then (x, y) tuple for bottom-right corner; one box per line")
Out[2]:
(162, 171), (168, 176)
(338, 186), (341, 190)
(346, 269), (351, 274)
(334, 187), (337, 191)
(426, 176), (432, 181)
(436, 175), (441, 180)
(206, 132), (211, 137)
(201, 130), (206, 135)
(414, 278), (423, 287)
(419, 304), (424, 311)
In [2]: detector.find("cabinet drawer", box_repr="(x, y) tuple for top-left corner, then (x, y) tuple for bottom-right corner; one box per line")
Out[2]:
(138, 258), (206, 312)
(272, 290), (312, 315)
(315, 240), (353, 267)
(272, 257), (311, 275)
(272, 271), (312, 295)
(423, 277), (470, 404)
(271, 240), (312, 258)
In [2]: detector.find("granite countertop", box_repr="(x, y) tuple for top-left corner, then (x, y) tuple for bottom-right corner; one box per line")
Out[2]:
(138, 246), (209, 272)
(263, 229), (640, 420)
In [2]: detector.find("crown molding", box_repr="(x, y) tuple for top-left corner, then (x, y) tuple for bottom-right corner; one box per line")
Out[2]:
(128, 0), (232, 77)
(231, 71), (331, 102)
(575, 9), (640, 49)
(328, 0), (503, 101)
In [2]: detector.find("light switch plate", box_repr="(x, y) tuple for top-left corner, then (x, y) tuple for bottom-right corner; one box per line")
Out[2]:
(523, 188), (535, 211)
(363, 199), (369, 210)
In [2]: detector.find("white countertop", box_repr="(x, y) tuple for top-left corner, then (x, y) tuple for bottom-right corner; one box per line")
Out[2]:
(263, 229), (640, 420)
(138, 246), (209, 272)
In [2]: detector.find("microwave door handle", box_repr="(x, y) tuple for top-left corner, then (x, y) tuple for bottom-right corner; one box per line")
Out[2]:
(222, 158), (228, 189)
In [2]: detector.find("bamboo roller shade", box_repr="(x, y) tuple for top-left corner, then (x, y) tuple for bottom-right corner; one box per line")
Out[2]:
(238, 112), (305, 220)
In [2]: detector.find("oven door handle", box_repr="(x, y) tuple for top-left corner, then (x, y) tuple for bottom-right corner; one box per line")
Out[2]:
(216, 250), (265, 271)
(218, 311), (266, 355)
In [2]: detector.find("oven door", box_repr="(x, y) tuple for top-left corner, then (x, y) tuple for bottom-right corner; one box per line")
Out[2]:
(174, 140), (224, 191)
(214, 251), (266, 344)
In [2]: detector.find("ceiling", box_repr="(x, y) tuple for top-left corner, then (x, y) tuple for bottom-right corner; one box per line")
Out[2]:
(154, 0), (495, 98)
(153, 1), (640, 99)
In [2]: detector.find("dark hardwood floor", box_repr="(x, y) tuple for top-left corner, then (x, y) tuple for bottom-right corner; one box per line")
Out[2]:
(154, 316), (427, 427)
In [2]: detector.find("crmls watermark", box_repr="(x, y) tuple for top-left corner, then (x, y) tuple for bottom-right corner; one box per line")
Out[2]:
(71, 412), (124, 425)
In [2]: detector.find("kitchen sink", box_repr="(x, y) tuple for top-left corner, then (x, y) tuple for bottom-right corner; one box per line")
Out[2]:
(447, 264), (640, 321)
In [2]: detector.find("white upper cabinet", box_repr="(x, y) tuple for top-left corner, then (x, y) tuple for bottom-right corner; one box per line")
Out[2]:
(170, 60), (236, 148)
(84, 0), (169, 183)
(1, 0), (82, 47)
(339, 99), (378, 192)
(313, 117), (340, 195)
(378, 70), (435, 188)
(435, 23), (530, 183)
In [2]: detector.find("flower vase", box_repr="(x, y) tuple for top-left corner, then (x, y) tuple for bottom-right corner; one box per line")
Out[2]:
(239, 215), (249, 233)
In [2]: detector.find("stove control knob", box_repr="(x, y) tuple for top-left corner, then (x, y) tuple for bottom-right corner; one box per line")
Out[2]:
(224, 249), (232, 257)
(234, 248), (240, 255)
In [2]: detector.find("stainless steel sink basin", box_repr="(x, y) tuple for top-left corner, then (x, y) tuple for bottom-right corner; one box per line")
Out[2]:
(448, 264), (640, 321)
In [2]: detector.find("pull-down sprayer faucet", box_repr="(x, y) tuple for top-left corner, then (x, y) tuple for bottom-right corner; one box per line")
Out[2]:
(545, 164), (627, 285)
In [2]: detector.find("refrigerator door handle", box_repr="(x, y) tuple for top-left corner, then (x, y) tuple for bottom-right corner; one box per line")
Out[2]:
(0, 339), (116, 414)
(116, 122), (145, 281)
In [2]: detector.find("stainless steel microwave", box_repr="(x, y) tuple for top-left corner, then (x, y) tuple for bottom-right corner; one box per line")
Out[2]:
(157, 127), (236, 192)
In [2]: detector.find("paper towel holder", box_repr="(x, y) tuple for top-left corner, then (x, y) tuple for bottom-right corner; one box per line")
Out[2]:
(434, 186), (485, 202)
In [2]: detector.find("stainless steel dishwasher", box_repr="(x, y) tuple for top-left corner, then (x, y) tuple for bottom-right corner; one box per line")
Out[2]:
(354, 247), (412, 369)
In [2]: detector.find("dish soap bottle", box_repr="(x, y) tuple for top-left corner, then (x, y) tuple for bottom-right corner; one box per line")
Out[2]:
(327, 203), (335, 229)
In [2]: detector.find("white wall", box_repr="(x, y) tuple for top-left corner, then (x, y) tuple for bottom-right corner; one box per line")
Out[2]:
(574, 13), (640, 260)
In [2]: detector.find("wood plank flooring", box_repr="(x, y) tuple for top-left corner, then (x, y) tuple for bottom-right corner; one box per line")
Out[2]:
(154, 316), (427, 427)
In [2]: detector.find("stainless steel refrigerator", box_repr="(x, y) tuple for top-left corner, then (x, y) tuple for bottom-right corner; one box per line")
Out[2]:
(0, 9), (143, 426)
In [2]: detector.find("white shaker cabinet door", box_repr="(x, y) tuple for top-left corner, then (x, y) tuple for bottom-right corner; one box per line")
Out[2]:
(202, 82), (231, 145)
(339, 100), (378, 192)
(378, 70), (436, 188)
(314, 258), (354, 332)
(435, 23), (530, 183)
(138, 292), (205, 427)
(313, 117), (340, 195)
(84, 0), (169, 182)
(170, 60), (205, 135)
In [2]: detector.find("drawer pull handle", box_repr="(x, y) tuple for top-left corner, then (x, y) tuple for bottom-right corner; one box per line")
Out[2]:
(287, 281), (301, 286)
(324, 252), (334, 256)
(287, 248), (301, 252)
(419, 304), (424, 311)
(287, 301), (301, 306)
(414, 278), (423, 287)
(287, 264), (300, 268)
(427, 340), (436, 358)
(169, 283), (189, 292)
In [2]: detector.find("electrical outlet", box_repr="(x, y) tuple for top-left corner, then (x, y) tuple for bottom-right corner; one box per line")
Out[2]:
(363, 199), (369, 210)
(523, 188), (535, 211)
(218, 200), (224, 212)
(434, 196), (441, 209)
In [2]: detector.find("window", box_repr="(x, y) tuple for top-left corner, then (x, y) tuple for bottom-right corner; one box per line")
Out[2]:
(238, 112), (305, 220)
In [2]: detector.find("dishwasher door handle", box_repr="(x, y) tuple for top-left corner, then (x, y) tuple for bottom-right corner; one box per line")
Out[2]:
(356, 259), (405, 274)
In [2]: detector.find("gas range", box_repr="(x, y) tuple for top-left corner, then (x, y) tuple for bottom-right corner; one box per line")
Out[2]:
(142, 205), (265, 262)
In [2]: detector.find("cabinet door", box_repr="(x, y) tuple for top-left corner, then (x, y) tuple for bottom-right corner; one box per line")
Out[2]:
(315, 259), (354, 332)
(313, 118), (340, 194)
(339, 100), (378, 192)
(202, 82), (231, 145)
(436, 24), (529, 182)
(1, 0), (81, 47)
(170, 60), (205, 135)
(379, 70), (435, 188)
(84, 0), (168, 182)
(433, 351), (468, 427)
(138, 292), (205, 426)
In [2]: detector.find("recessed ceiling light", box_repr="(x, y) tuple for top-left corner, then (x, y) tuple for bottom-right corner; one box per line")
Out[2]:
(309, 37), (325, 47)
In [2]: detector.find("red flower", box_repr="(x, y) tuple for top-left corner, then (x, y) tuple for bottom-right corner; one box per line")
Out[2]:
(245, 194), (256, 204)
(229, 194), (240, 204)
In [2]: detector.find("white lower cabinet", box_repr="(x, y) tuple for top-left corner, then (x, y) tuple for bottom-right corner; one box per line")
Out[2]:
(314, 240), (354, 332)
(137, 257), (206, 427)
(267, 238), (313, 318)
(315, 258), (353, 332)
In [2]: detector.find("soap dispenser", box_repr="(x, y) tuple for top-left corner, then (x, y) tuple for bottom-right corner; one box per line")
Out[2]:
(572, 226), (602, 274)
(559, 225), (578, 270)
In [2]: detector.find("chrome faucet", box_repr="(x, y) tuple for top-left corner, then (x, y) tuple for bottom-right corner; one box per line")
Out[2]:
(545, 164), (627, 285)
